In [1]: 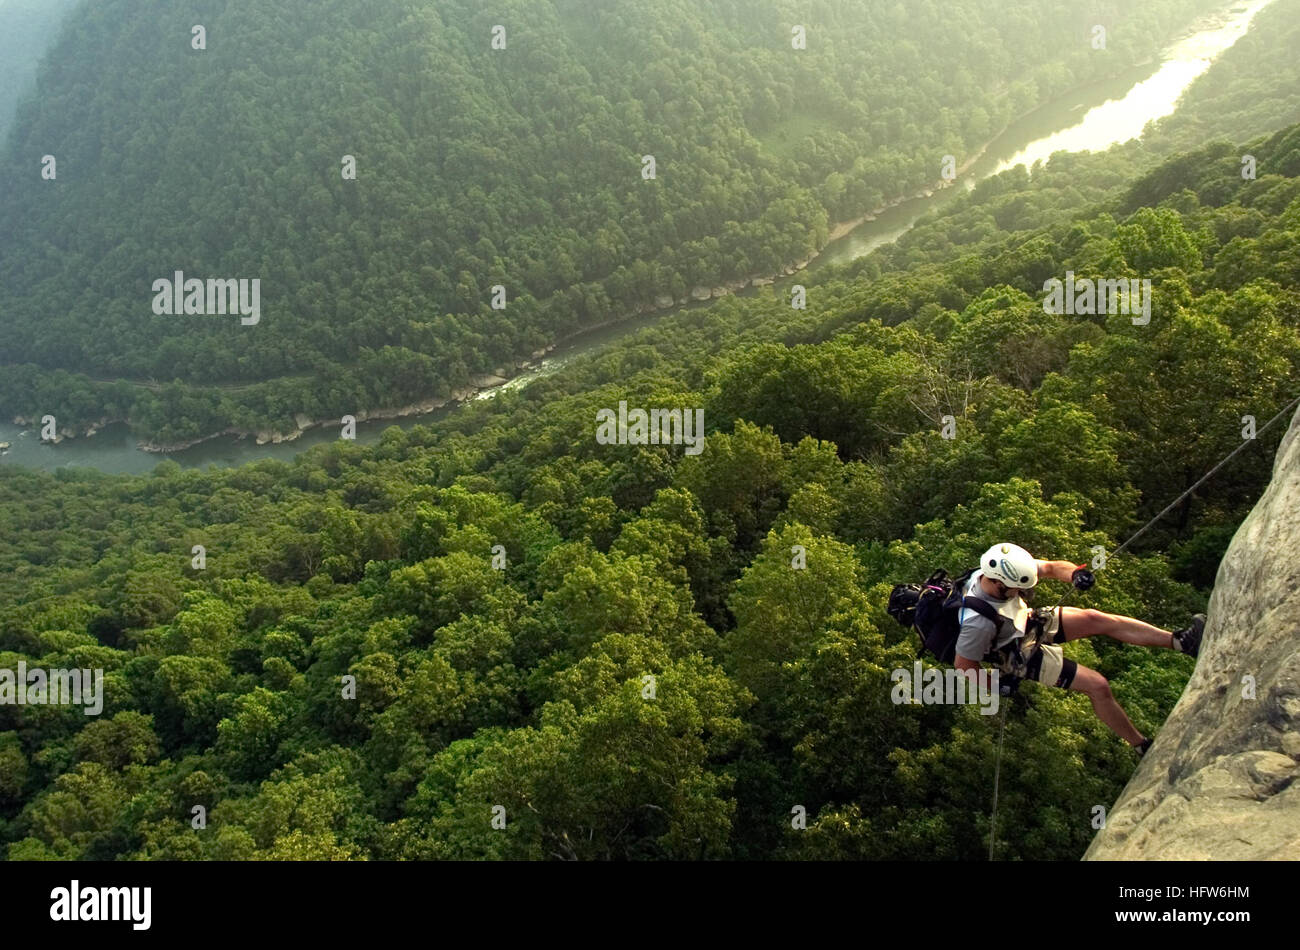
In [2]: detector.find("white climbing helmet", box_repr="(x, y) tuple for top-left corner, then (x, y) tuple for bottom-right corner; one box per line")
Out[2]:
(979, 542), (1038, 589)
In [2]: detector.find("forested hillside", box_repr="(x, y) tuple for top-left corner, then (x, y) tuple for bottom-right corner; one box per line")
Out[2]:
(0, 0), (80, 140)
(3, 119), (1298, 859)
(0, 0), (1225, 446)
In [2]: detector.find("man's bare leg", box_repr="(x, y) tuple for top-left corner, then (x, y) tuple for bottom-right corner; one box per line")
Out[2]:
(1060, 607), (1174, 649)
(1068, 664), (1144, 745)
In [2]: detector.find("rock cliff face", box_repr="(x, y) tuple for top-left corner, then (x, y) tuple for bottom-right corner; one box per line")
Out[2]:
(1085, 406), (1300, 860)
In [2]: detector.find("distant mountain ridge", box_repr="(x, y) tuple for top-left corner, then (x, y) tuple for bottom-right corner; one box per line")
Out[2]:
(0, 0), (1226, 445)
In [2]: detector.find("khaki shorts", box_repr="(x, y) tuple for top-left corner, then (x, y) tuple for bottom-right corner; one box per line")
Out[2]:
(996, 607), (1078, 689)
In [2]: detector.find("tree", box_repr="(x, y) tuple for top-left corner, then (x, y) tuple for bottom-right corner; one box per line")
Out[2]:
(725, 524), (867, 708)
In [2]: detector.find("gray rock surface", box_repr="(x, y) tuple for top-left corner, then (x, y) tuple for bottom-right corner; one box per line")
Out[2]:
(1085, 404), (1300, 860)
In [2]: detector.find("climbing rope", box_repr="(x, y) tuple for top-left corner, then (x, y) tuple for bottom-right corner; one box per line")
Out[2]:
(988, 699), (1008, 861)
(986, 392), (1300, 860)
(1110, 392), (1300, 560)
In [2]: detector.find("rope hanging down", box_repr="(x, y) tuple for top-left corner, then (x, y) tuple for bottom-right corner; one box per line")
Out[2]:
(988, 702), (1008, 861)
(987, 391), (1300, 861)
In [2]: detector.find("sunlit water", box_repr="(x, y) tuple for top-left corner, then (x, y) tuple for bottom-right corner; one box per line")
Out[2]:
(993, 0), (1274, 174)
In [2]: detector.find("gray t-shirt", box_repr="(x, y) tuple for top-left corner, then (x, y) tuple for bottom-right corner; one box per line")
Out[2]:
(955, 571), (1030, 661)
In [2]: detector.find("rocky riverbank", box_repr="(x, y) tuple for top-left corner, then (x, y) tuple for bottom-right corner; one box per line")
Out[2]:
(133, 367), (537, 454)
(8, 415), (121, 444)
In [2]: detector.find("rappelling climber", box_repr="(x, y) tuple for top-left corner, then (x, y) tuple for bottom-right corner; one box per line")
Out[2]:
(956, 542), (1204, 757)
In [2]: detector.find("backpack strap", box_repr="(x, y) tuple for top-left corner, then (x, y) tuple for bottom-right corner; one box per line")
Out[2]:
(960, 597), (999, 623)
(961, 596), (1016, 663)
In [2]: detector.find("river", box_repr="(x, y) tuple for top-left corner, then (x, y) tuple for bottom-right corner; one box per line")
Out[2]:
(0, 0), (1276, 476)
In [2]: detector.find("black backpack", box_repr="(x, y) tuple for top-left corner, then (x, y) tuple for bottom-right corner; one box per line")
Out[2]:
(887, 568), (1001, 664)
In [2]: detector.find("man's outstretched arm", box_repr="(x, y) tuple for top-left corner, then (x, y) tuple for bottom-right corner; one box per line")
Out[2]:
(1036, 559), (1082, 584)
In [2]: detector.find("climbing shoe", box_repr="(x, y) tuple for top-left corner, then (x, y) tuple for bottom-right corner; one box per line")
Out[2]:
(1136, 737), (1153, 757)
(1171, 614), (1206, 658)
